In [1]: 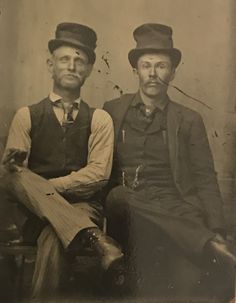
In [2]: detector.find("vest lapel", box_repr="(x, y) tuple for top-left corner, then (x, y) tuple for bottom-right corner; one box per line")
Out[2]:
(46, 99), (65, 133)
(71, 100), (90, 129)
(167, 101), (183, 181)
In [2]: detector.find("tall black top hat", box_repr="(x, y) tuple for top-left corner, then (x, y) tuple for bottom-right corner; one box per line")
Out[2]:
(48, 22), (97, 64)
(128, 23), (181, 68)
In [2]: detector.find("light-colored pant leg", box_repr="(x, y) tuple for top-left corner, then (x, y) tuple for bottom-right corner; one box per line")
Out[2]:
(31, 202), (103, 299)
(31, 225), (68, 300)
(6, 168), (97, 248)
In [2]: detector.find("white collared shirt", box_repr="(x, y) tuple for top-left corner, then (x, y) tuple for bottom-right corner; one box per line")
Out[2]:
(49, 92), (81, 124)
(3, 93), (114, 196)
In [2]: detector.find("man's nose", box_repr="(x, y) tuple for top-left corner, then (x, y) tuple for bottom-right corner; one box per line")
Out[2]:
(68, 59), (76, 71)
(149, 66), (157, 77)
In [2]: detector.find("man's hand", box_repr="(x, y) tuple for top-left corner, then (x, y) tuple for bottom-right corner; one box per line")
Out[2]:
(2, 148), (27, 172)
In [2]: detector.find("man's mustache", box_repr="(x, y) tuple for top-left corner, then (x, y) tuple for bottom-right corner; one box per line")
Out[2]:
(146, 75), (169, 86)
(146, 78), (162, 85)
(64, 74), (79, 78)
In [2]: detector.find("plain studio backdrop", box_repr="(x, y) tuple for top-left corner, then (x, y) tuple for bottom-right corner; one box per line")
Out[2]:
(1, 0), (236, 262)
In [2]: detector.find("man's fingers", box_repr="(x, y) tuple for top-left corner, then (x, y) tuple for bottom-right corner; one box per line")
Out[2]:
(2, 149), (27, 165)
(2, 150), (19, 164)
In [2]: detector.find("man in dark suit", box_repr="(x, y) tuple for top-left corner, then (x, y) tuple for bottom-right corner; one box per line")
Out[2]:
(103, 23), (236, 298)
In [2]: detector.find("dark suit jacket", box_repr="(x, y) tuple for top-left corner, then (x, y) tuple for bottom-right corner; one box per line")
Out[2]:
(103, 93), (224, 231)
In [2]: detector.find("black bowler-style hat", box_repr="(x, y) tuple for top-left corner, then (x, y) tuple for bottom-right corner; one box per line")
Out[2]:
(48, 22), (97, 64)
(128, 23), (181, 68)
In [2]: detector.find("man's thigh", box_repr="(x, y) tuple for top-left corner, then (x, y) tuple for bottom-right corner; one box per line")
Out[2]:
(19, 200), (104, 245)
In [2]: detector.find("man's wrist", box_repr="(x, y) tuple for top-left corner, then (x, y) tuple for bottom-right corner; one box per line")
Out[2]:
(49, 177), (65, 193)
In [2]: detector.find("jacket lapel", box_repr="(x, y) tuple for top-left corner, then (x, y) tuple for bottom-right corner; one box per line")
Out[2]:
(167, 101), (183, 180)
(113, 94), (136, 144)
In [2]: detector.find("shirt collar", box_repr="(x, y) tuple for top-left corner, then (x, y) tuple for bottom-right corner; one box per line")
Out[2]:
(49, 91), (81, 107)
(131, 91), (169, 112)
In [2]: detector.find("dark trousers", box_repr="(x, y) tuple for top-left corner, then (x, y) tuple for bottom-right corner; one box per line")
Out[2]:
(106, 186), (214, 257)
(105, 185), (233, 298)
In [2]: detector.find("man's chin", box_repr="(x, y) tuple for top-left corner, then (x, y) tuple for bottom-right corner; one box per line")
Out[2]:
(61, 82), (82, 91)
(143, 91), (160, 99)
(142, 87), (166, 99)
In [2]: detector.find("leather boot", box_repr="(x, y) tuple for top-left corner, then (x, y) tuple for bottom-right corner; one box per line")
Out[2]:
(206, 234), (236, 268)
(68, 227), (126, 290)
(80, 227), (124, 271)
(82, 227), (127, 290)
(205, 234), (236, 301)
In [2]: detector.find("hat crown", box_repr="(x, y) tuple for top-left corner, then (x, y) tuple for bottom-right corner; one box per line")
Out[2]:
(55, 22), (97, 49)
(133, 23), (173, 49)
(128, 23), (181, 68)
(48, 22), (97, 64)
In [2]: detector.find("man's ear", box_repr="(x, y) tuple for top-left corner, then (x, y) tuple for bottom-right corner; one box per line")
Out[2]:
(85, 64), (93, 77)
(169, 68), (176, 82)
(132, 68), (138, 76)
(47, 57), (54, 74)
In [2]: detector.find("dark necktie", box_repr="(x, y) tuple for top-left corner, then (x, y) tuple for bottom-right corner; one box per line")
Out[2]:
(62, 102), (74, 131)
(138, 104), (158, 125)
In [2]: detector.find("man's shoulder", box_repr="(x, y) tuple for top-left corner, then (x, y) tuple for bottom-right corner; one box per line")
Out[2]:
(104, 94), (135, 109)
(93, 108), (112, 120)
(28, 97), (50, 109)
(92, 108), (113, 129)
(105, 93), (135, 104)
(13, 106), (30, 123)
(169, 99), (203, 121)
(14, 97), (49, 115)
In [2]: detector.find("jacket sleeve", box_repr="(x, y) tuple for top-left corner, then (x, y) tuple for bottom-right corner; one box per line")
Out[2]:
(189, 113), (224, 230)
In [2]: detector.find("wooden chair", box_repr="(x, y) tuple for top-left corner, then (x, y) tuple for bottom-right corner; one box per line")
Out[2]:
(0, 217), (107, 300)
(0, 239), (37, 300)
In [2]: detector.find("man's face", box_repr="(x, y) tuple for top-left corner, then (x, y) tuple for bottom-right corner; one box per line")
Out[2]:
(47, 45), (92, 91)
(135, 53), (175, 99)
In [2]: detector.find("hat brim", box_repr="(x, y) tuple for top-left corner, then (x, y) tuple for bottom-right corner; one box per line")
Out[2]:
(48, 39), (96, 64)
(128, 48), (181, 68)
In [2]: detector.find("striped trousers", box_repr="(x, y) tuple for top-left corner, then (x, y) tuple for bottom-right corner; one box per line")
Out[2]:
(3, 167), (103, 298)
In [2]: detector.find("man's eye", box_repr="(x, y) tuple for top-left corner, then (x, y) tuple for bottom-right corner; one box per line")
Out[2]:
(158, 63), (170, 69)
(75, 59), (85, 66)
(141, 64), (150, 69)
(60, 57), (70, 62)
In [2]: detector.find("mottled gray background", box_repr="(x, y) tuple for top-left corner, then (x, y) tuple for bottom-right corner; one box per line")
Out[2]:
(1, 0), (236, 222)
(0, 0), (236, 297)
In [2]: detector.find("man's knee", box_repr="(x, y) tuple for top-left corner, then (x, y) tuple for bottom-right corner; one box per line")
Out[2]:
(105, 186), (132, 215)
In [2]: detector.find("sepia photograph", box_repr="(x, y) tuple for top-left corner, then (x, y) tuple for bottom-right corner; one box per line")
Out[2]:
(0, 0), (236, 302)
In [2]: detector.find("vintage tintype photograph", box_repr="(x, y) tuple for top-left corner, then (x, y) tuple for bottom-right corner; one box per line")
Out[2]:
(0, 0), (236, 302)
